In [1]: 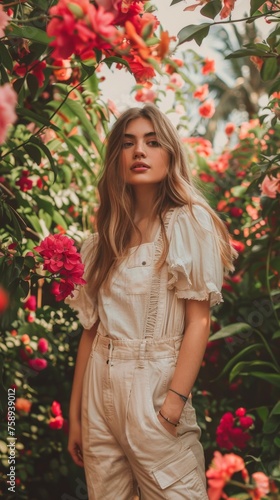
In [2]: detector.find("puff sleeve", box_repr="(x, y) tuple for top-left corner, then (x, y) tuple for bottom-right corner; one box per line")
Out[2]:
(64, 234), (98, 329)
(167, 205), (224, 307)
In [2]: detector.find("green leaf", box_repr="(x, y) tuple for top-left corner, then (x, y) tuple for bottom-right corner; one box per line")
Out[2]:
(261, 57), (279, 81)
(103, 56), (132, 72)
(270, 401), (280, 416)
(263, 417), (280, 434)
(274, 437), (280, 448)
(26, 72), (39, 97)
(177, 23), (212, 46)
(213, 344), (263, 380)
(243, 372), (280, 388)
(229, 361), (279, 382)
(256, 406), (269, 422)
(8, 24), (51, 44)
(57, 131), (97, 174)
(17, 107), (58, 129)
(23, 144), (42, 165)
(209, 323), (252, 341)
(272, 329), (280, 340)
(250, 0), (266, 15)
(200, 0), (222, 19)
(171, 0), (184, 5)
(0, 41), (13, 72)
(80, 62), (96, 77)
(61, 99), (104, 157)
(29, 136), (58, 177)
(52, 212), (67, 230)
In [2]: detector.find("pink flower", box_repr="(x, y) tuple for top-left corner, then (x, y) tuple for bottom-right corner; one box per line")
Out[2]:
(28, 358), (48, 371)
(261, 174), (280, 198)
(201, 57), (215, 75)
(239, 416), (254, 430)
(51, 401), (62, 417)
(193, 84), (209, 101)
(166, 73), (184, 89)
(24, 295), (37, 311)
(199, 99), (215, 118)
(0, 5), (10, 37)
(207, 451), (245, 500)
(38, 338), (49, 354)
(135, 87), (157, 103)
(235, 407), (246, 417)
(49, 415), (64, 429)
(251, 472), (270, 500)
(0, 83), (17, 145)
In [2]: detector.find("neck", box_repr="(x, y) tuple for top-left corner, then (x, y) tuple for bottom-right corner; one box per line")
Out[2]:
(132, 184), (159, 221)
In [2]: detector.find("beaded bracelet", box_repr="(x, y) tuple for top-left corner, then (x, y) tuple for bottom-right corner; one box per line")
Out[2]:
(158, 410), (180, 427)
(169, 388), (188, 404)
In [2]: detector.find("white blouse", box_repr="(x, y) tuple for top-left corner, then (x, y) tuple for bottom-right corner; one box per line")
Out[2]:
(65, 205), (224, 340)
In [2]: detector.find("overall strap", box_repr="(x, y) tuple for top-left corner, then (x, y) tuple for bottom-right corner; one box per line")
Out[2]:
(144, 207), (180, 339)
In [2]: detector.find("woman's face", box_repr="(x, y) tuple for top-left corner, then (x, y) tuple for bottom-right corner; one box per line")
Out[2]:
(121, 117), (169, 186)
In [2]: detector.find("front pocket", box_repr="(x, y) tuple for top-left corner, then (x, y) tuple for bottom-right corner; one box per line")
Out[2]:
(125, 246), (154, 295)
(151, 447), (208, 498)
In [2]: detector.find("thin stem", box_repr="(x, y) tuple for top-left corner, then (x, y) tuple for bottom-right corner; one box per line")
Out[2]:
(266, 238), (279, 327)
(210, 10), (280, 26)
(9, 16), (48, 23)
(3, 0), (27, 6)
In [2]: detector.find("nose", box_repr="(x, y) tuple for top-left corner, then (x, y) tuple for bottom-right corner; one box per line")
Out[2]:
(133, 141), (146, 159)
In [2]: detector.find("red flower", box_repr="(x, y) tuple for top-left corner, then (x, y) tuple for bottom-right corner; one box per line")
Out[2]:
(230, 207), (243, 218)
(199, 99), (215, 118)
(47, 0), (117, 60)
(38, 338), (49, 354)
(49, 415), (64, 429)
(124, 54), (156, 84)
(230, 239), (245, 253)
(225, 122), (236, 135)
(23, 295), (37, 311)
(16, 170), (33, 192)
(216, 409), (253, 451)
(28, 358), (48, 371)
(239, 416), (254, 430)
(201, 57), (215, 75)
(51, 401), (62, 417)
(235, 407), (246, 417)
(14, 60), (47, 88)
(0, 286), (9, 313)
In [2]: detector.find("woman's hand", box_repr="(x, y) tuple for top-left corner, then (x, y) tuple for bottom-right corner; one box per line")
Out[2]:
(68, 420), (84, 467)
(157, 412), (177, 437)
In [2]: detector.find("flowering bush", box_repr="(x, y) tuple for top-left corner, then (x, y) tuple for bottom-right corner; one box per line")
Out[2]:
(34, 234), (86, 301)
(0, 0), (279, 498)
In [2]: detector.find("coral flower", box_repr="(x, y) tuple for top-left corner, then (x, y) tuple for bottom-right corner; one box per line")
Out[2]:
(220, 0), (236, 19)
(135, 87), (157, 103)
(193, 84), (209, 101)
(206, 451), (245, 500)
(225, 122), (236, 135)
(52, 59), (72, 81)
(199, 99), (215, 118)
(251, 472), (270, 500)
(15, 398), (32, 413)
(261, 173), (280, 198)
(201, 57), (215, 75)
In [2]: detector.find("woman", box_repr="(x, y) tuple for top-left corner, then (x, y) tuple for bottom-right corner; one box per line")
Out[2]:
(66, 104), (236, 499)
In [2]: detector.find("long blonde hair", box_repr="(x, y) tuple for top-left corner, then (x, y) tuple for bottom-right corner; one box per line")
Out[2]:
(88, 104), (237, 294)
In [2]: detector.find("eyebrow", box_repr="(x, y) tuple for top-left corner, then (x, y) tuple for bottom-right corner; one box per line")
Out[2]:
(123, 132), (157, 139)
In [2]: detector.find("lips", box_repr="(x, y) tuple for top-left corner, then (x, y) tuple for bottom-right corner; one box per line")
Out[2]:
(131, 162), (150, 170)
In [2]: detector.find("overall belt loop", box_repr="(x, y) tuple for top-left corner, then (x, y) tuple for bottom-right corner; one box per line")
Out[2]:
(138, 341), (146, 369)
(106, 339), (114, 366)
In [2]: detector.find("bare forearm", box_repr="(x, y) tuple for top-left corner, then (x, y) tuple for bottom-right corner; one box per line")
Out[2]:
(161, 300), (210, 422)
(69, 322), (98, 422)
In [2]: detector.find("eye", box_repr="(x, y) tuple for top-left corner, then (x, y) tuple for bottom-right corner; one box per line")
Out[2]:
(148, 140), (161, 147)
(122, 141), (134, 149)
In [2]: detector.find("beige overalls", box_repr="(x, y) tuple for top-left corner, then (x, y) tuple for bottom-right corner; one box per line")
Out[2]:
(66, 205), (223, 500)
